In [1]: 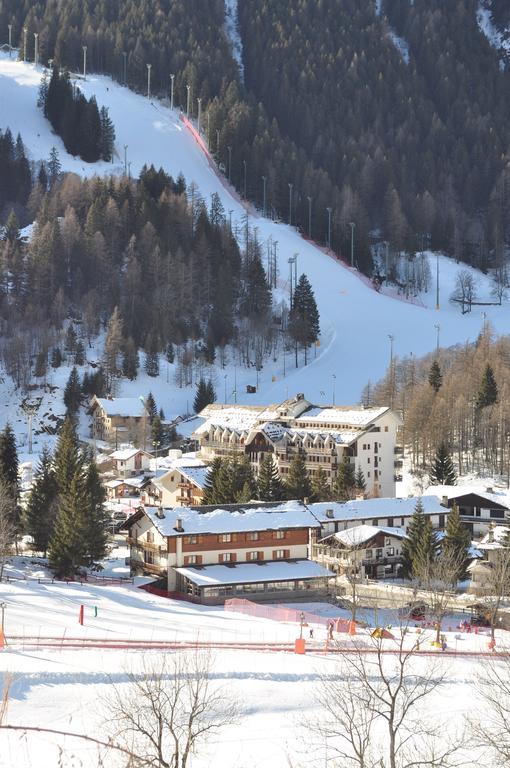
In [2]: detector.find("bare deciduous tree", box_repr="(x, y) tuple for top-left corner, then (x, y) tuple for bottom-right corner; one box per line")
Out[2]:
(0, 486), (15, 581)
(470, 652), (510, 766)
(451, 270), (477, 314)
(308, 625), (460, 768)
(476, 547), (510, 641)
(412, 550), (463, 645)
(106, 648), (239, 768)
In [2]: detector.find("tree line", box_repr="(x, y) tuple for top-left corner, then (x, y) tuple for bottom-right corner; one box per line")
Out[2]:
(369, 323), (510, 483)
(5, 1), (510, 277)
(39, 68), (115, 163)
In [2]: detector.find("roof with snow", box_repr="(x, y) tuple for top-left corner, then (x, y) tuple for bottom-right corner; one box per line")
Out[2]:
(295, 406), (391, 427)
(324, 525), (407, 548)
(110, 448), (147, 461)
(424, 484), (510, 509)
(477, 525), (510, 550)
(94, 397), (146, 418)
(138, 501), (318, 537)
(177, 465), (209, 489)
(174, 559), (333, 586)
(309, 495), (445, 523)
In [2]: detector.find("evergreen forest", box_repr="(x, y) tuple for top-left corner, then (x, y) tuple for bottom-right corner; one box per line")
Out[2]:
(2, 1), (510, 275)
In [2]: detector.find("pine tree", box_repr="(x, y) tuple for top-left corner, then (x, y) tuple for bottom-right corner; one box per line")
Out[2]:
(332, 456), (356, 501)
(285, 453), (311, 500)
(311, 466), (331, 502)
(194, 378), (212, 413)
(412, 517), (437, 582)
(443, 503), (471, 581)
(151, 414), (164, 449)
(51, 347), (62, 368)
(99, 106), (116, 161)
(430, 442), (457, 485)
(103, 306), (124, 388)
(234, 457), (256, 502)
(47, 146), (61, 186)
(74, 340), (85, 365)
(288, 273), (320, 366)
(144, 333), (160, 377)
(206, 379), (216, 404)
(355, 466), (366, 495)
(63, 367), (82, 416)
(53, 419), (82, 497)
(401, 498), (426, 578)
(48, 470), (89, 576)
(82, 456), (107, 566)
(145, 392), (157, 423)
(0, 423), (19, 537)
(202, 457), (223, 505)
(122, 338), (139, 380)
(257, 453), (284, 501)
(23, 446), (58, 555)
(428, 360), (442, 393)
(476, 363), (498, 409)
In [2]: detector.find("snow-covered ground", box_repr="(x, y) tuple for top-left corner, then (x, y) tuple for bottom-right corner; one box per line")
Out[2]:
(477, 2), (510, 65)
(0, 569), (503, 768)
(224, 0), (244, 80)
(2, 53), (510, 431)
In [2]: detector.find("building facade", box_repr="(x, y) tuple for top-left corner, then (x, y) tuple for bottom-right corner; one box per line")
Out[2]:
(90, 396), (149, 446)
(311, 525), (407, 580)
(194, 394), (401, 498)
(142, 459), (209, 508)
(124, 501), (331, 604)
(425, 485), (510, 536)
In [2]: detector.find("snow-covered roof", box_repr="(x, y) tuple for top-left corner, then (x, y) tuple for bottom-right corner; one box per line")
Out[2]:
(94, 397), (146, 418)
(290, 428), (359, 445)
(477, 525), (510, 550)
(104, 479), (125, 489)
(309, 495), (445, 523)
(177, 465), (209, 489)
(193, 405), (269, 434)
(424, 484), (510, 509)
(141, 501), (318, 537)
(110, 448), (145, 461)
(123, 476), (150, 489)
(329, 525), (407, 548)
(295, 406), (390, 427)
(174, 559), (333, 586)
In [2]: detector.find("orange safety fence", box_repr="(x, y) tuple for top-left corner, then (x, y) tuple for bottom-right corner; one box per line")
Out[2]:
(224, 598), (352, 632)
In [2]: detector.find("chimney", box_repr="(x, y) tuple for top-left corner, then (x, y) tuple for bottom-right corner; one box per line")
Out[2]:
(303, 496), (309, 505)
(175, 517), (184, 532)
(326, 508), (334, 519)
(156, 506), (165, 520)
(441, 495), (448, 507)
(486, 486), (494, 494)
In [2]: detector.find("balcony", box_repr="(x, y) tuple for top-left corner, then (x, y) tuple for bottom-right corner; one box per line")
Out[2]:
(362, 555), (401, 567)
(127, 538), (167, 556)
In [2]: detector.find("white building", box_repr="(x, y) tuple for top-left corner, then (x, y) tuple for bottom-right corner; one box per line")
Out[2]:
(312, 525), (407, 580)
(109, 448), (152, 477)
(194, 393), (402, 497)
(142, 456), (209, 507)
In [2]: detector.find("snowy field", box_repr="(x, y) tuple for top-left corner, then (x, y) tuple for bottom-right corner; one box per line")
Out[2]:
(1, 52), (510, 431)
(0, 573), (504, 767)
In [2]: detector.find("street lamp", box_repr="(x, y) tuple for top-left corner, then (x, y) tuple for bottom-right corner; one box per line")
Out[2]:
(224, 374), (228, 404)
(197, 97), (202, 134)
(0, 602), (5, 634)
(307, 196), (312, 238)
(332, 373), (337, 406)
(34, 32), (39, 68)
(139, 395), (147, 451)
(436, 251), (440, 310)
(146, 63), (152, 99)
(288, 254), (297, 307)
(8, 24), (12, 58)
(82, 45), (87, 79)
(186, 84), (191, 118)
(122, 51), (127, 83)
(288, 182), (293, 226)
(434, 323), (440, 358)
(326, 207), (332, 249)
(169, 73), (175, 110)
(349, 221), (355, 267)
(124, 144), (128, 176)
(262, 175), (267, 217)
(243, 159), (247, 198)
(23, 27), (27, 62)
(227, 145), (232, 183)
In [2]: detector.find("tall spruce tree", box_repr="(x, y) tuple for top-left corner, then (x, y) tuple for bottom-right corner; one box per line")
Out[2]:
(355, 466), (366, 495)
(311, 466), (331, 502)
(0, 423), (19, 535)
(288, 273), (320, 366)
(476, 363), (498, 409)
(202, 457), (223, 505)
(82, 456), (107, 566)
(412, 517), (437, 582)
(194, 378), (210, 414)
(430, 442), (457, 485)
(63, 366), (82, 416)
(48, 470), (90, 576)
(401, 498), (426, 578)
(145, 392), (157, 423)
(284, 453), (311, 500)
(443, 503), (471, 581)
(332, 456), (356, 501)
(23, 446), (58, 555)
(53, 418), (82, 497)
(428, 360), (443, 393)
(257, 453), (284, 501)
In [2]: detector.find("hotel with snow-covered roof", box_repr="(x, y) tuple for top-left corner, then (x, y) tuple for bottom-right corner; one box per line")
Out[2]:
(193, 393), (402, 498)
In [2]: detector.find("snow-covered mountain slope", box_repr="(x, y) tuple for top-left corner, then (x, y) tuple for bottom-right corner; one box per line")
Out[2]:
(1, 54), (510, 418)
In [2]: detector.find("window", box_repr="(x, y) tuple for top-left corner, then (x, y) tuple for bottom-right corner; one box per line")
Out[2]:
(248, 532), (260, 541)
(185, 555), (198, 565)
(274, 530), (285, 540)
(387, 547), (394, 556)
(220, 533), (232, 543)
(146, 531), (154, 543)
(187, 535), (198, 545)
(220, 552), (233, 562)
(247, 551), (259, 561)
(376, 548), (383, 559)
(365, 549), (372, 559)
(274, 549), (286, 559)
(384, 426), (389, 432)
(144, 549), (155, 564)
(385, 538), (391, 546)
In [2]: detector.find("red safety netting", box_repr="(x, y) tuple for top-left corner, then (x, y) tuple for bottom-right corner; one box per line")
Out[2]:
(224, 598), (352, 632)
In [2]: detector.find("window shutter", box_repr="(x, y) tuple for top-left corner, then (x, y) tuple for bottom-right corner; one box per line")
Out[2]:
(272, 550), (277, 559)
(232, 533), (237, 543)
(285, 549), (290, 558)
(218, 554), (223, 563)
(184, 556), (189, 566)
(258, 551), (264, 561)
(231, 553), (237, 562)
(196, 555), (202, 565)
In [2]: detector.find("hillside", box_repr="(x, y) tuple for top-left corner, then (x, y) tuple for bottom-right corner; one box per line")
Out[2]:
(0, 54), (510, 460)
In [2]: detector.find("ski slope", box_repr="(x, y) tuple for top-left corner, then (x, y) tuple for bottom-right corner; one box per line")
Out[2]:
(1, 53), (509, 415)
